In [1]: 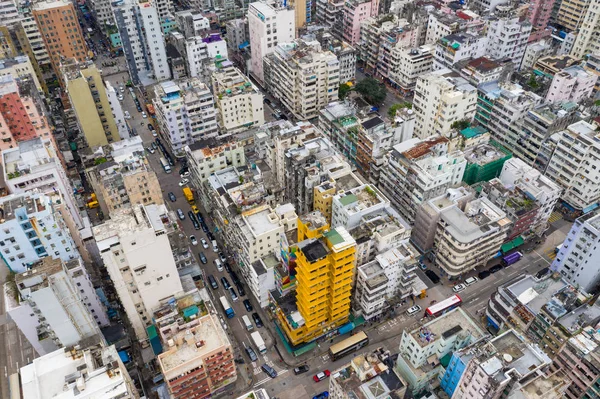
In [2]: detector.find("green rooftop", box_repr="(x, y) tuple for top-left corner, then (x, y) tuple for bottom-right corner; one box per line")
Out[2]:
(338, 194), (358, 206)
(460, 126), (488, 139)
(324, 229), (344, 246)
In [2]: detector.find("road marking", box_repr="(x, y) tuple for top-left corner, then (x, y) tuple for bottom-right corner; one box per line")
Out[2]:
(4, 366), (6, 377)
(253, 376), (271, 388)
(238, 318), (245, 330)
(532, 249), (551, 265)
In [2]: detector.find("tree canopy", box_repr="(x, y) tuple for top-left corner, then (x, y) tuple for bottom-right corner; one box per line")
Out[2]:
(355, 77), (387, 105)
(388, 102), (412, 118)
(339, 83), (352, 100)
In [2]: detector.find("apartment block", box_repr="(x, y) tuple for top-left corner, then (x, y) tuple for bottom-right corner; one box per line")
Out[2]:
(311, 31), (356, 83)
(212, 62), (264, 133)
(153, 79), (217, 158)
(551, 211), (600, 293)
(113, 0), (170, 85)
(63, 60), (121, 147)
(545, 65), (598, 103)
(155, 294), (236, 399)
(534, 54), (581, 76)
(545, 121), (600, 212)
(15, 16), (51, 84)
(8, 257), (104, 356)
(485, 16), (532, 64)
(569, 2), (599, 58)
(425, 11), (468, 45)
(175, 10), (210, 38)
(462, 138), (512, 185)
(355, 243), (422, 320)
(0, 76), (51, 151)
(389, 45), (434, 93)
(21, 344), (138, 399)
(583, 53), (600, 99)
(105, 81), (130, 140)
(248, 0), (295, 85)
(184, 34), (227, 79)
(275, 226), (356, 345)
(520, 39), (554, 71)
(413, 69), (477, 140)
(31, 0), (88, 81)
(2, 138), (83, 229)
(433, 33), (488, 70)
(315, 0), (344, 39)
(331, 183), (387, 229)
(329, 348), (407, 398)
(500, 158), (561, 234)
(342, 0), (379, 45)
(435, 197), (511, 277)
(527, 0), (554, 42)
(457, 57), (507, 87)
(264, 38), (339, 120)
(550, 325), (600, 399)
(185, 138), (245, 187)
(379, 136), (467, 224)
(93, 204), (184, 342)
(89, 0), (117, 35)
(396, 308), (485, 393)
(0, 55), (43, 92)
(448, 330), (551, 399)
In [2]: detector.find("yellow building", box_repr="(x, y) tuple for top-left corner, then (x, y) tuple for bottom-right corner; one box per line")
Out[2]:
(298, 210), (330, 241)
(313, 180), (336, 222)
(556, 0), (590, 31)
(63, 60), (121, 147)
(277, 225), (356, 346)
(0, 27), (17, 60)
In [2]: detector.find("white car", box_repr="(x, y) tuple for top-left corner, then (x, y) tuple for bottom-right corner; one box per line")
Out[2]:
(152, 131), (158, 137)
(118, 94), (124, 101)
(453, 284), (466, 293)
(190, 235), (198, 246)
(178, 179), (189, 187)
(124, 111), (131, 119)
(406, 305), (421, 316)
(141, 112), (147, 118)
(464, 276), (479, 286)
(180, 171), (190, 178)
(201, 238), (209, 249)
(119, 86), (124, 92)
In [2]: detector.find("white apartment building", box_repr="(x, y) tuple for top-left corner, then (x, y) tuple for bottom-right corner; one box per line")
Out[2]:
(425, 11), (467, 45)
(545, 65), (598, 104)
(8, 257), (104, 356)
(379, 136), (467, 224)
(355, 243), (421, 320)
(153, 79), (218, 158)
(413, 69), (477, 140)
(113, 0), (170, 85)
(185, 138), (246, 186)
(250, 254), (278, 308)
(2, 138), (83, 229)
(545, 121), (600, 213)
(552, 211), (600, 294)
(185, 34), (228, 78)
(212, 63), (264, 133)
(469, 0), (508, 11)
(105, 80), (130, 140)
(389, 45), (434, 92)
(331, 183), (388, 230)
(93, 204), (183, 342)
(520, 39), (553, 71)
(434, 33), (488, 70)
(435, 197), (511, 277)
(236, 204), (285, 266)
(89, 0), (116, 34)
(485, 17), (531, 64)
(175, 10), (210, 38)
(0, 0), (19, 25)
(499, 158), (561, 232)
(21, 344), (138, 399)
(248, 0), (295, 85)
(0, 193), (80, 273)
(396, 308), (485, 394)
(570, 4), (600, 59)
(264, 38), (339, 120)
(0, 55), (43, 92)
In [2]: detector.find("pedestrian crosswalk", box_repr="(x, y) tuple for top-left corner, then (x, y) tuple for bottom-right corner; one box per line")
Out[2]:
(546, 249), (557, 260)
(548, 211), (563, 224)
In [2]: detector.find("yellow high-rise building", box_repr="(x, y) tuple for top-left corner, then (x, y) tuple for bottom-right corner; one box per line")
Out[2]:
(278, 225), (356, 346)
(297, 210), (329, 241)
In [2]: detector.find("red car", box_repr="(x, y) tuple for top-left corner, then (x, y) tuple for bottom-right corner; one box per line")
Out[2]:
(313, 370), (331, 382)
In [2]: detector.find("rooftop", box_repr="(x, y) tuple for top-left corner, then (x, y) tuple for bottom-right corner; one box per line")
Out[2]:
(504, 275), (570, 315)
(299, 210), (329, 230)
(15, 257), (63, 294)
(441, 197), (509, 243)
(242, 205), (281, 236)
(297, 238), (329, 263)
(157, 314), (230, 377)
(463, 142), (510, 166)
(0, 192), (48, 223)
(410, 308), (484, 348)
(335, 184), (385, 213)
(2, 138), (59, 177)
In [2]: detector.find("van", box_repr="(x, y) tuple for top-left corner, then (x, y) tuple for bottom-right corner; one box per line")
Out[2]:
(214, 259), (223, 272)
(208, 275), (218, 290)
(464, 276), (478, 286)
(212, 240), (218, 252)
(242, 315), (253, 331)
(229, 287), (238, 302)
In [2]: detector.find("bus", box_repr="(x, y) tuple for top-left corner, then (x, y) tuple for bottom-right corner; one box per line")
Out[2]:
(159, 157), (171, 173)
(329, 331), (369, 361)
(9, 373), (21, 399)
(220, 296), (234, 318)
(501, 251), (523, 266)
(425, 295), (462, 317)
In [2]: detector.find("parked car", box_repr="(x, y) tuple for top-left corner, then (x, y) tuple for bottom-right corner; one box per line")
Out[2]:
(230, 271), (241, 285)
(313, 392), (329, 399)
(478, 270), (491, 279)
(464, 276), (478, 286)
(245, 346), (258, 362)
(219, 252), (227, 263)
(179, 179), (189, 187)
(252, 312), (263, 328)
(236, 283), (245, 297)
(243, 299), (253, 312)
(406, 305), (421, 316)
(536, 267), (550, 279)
(262, 364), (277, 378)
(199, 252), (207, 264)
(452, 284), (466, 293)
(425, 270), (440, 284)
(419, 262), (427, 271)
(208, 275), (218, 290)
(207, 232), (215, 241)
(176, 209), (185, 220)
(180, 171), (190, 178)
(201, 222), (209, 233)
(141, 111), (147, 118)
(224, 262), (232, 274)
(294, 365), (309, 375)
(229, 287), (238, 302)
(201, 238), (208, 249)
(313, 370), (331, 382)
(489, 265), (503, 274)
(146, 147), (155, 154)
(190, 235), (198, 246)
(148, 124), (155, 131)
(221, 277), (231, 290)
(168, 192), (176, 202)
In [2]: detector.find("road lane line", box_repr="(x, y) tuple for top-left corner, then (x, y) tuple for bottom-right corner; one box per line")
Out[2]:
(532, 249), (551, 265)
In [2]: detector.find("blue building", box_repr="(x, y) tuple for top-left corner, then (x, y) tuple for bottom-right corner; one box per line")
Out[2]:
(440, 351), (471, 397)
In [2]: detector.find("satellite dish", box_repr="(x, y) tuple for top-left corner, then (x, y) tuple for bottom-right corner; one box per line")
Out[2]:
(503, 353), (513, 362)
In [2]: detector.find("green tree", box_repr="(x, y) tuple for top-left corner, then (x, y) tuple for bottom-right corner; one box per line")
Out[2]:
(451, 119), (470, 130)
(388, 102), (413, 118)
(339, 83), (352, 100)
(355, 77), (387, 105)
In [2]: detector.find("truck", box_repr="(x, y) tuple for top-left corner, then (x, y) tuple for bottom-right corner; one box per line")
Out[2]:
(501, 251), (523, 267)
(251, 331), (267, 354)
(219, 296), (234, 318)
(183, 187), (194, 205)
